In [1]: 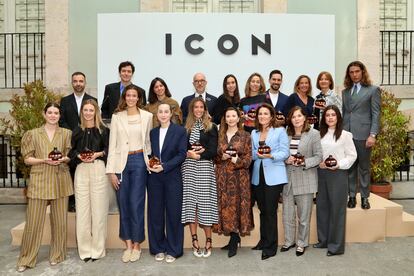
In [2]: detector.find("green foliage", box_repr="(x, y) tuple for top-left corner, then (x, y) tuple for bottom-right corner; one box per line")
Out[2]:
(371, 88), (409, 184)
(0, 80), (61, 179)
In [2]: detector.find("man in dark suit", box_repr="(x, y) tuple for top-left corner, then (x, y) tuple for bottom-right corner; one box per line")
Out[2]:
(59, 71), (96, 212)
(265, 69), (289, 115)
(342, 61), (381, 210)
(101, 61), (147, 120)
(59, 72), (96, 130)
(180, 72), (217, 123)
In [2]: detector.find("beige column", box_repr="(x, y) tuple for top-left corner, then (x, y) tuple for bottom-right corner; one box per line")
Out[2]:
(263, 0), (287, 13)
(140, 0), (169, 12)
(357, 0), (380, 84)
(44, 0), (69, 94)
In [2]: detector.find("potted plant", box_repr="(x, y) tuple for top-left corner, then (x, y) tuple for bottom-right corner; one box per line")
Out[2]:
(370, 88), (409, 199)
(0, 80), (61, 183)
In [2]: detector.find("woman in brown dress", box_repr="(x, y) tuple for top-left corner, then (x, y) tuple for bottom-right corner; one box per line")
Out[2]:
(214, 107), (253, 258)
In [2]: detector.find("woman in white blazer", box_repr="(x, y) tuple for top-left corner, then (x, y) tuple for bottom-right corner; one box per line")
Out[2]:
(106, 84), (153, 263)
(314, 105), (356, 256)
(281, 106), (322, 256)
(251, 103), (289, 260)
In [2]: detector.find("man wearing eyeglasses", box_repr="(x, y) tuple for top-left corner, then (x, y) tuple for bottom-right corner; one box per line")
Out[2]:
(180, 72), (217, 123)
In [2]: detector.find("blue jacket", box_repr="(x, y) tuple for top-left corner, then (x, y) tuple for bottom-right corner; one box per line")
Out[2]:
(251, 127), (289, 186)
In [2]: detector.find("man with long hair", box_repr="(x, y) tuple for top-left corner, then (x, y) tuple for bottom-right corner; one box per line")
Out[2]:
(342, 61), (381, 210)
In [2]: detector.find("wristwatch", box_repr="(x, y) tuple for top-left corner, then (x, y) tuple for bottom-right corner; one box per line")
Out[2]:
(370, 134), (376, 138)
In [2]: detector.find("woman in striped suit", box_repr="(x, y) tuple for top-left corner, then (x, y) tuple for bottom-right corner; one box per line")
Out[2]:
(17, 102), (73, 272)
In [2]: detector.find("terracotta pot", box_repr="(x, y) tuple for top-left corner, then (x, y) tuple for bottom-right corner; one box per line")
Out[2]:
(370, 182), (392, 199)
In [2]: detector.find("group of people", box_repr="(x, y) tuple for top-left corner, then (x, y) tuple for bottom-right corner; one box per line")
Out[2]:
(15, 60), (381, 272)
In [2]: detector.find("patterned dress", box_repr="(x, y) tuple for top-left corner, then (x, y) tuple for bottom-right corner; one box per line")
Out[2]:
(181, 120), (218, 226)
(213, 130), (253, 236)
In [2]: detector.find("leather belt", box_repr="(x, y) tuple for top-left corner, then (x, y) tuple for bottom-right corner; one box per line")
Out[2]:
(128, 149), (143, 155)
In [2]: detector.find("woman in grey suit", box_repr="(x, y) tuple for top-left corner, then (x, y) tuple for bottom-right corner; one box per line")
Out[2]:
(281, 106), (322, 256)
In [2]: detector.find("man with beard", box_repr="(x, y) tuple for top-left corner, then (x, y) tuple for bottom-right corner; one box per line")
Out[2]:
(265, 70), (289, 115)
(59, 71), (96, 212)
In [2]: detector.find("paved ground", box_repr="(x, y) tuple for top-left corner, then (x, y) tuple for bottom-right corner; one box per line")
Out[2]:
(1, 180), (414, 275)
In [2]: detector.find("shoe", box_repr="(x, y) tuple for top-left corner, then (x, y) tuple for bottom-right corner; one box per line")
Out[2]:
(203, 237), (212, 258)
(296, 246), (305, 256)
(347, 197), (356, 208)
(17, 266), (27, 273)
(83, 257), (91, 263)
(91, 258), (98, 262)
(121, 249), (132, 263)
(165, 255), (176, 263)
(280, 244), (296, 252)
(154, 253), (165, 261)
(261, 252), (276, 260)
(327, 251), (343, 256)
(252, 241), (264, 250)
(313, 243), (327, 249)
(130, 249), (141, 262)
(361, 198), (371, 209)
(50, 261), (58, 266)
(228, 233), (241, 258)
(191, 234), (203, 257)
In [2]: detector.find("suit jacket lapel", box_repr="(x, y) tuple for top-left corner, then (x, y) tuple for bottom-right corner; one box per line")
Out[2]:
(352, 86), (370, 110)
(298, 131), (310, 154)
(153, 127), (161, 157)
(70, 94), (80, 120)
(161, 124), (174, 156)
(118, 111), (130, 138)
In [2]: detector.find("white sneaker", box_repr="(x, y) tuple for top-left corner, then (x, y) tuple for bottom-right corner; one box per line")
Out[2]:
(130, 249), (142, 262)
(121, 249), (132, 263)
(165, 255), (176, 263)
(154, 253), (165, 261)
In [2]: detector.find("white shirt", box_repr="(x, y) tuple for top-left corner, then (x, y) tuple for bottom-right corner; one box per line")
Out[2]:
(74, 92), (85, 114)
(268, 91), (279, 108)
(159, 126), (168, 161)
(320, 128), (357, 170)
(352, 82), (362, 95)
(194, 92), (206, 101)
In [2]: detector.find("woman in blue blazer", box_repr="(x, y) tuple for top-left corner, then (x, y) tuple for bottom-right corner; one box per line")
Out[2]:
(147, 103), (187, 263)
(251, 103), (289, 260)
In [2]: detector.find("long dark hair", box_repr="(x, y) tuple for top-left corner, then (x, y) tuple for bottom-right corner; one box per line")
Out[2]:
(218, 107), (243, 143)
(320, 105), (343, 141)
(222, 74), (240, 104)
(148, 77), (172, 104)
(343, 61), (372, 89)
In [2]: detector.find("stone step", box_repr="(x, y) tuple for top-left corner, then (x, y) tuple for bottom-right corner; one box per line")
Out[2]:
(11, 194), (414, 249)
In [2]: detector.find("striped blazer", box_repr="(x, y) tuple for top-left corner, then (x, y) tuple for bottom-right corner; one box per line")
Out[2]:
(284, 128), (323, 196)
(21, 126), (73, 199)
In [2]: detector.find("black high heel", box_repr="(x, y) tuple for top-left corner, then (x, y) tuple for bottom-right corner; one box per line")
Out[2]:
(228, 233), (241, 258)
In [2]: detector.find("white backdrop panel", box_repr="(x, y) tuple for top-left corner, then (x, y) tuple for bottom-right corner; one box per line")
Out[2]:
(97, 13), (335, 104)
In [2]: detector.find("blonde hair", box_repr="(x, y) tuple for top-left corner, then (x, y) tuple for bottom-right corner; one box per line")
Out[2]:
(80, 99), (106, 133)
(184, 98), (212, 133)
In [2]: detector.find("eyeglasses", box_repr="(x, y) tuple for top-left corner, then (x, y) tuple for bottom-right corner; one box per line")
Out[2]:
(193, 80), (206, 84)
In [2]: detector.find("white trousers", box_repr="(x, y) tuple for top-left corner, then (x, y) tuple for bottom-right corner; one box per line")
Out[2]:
(74, 160), (109, 260)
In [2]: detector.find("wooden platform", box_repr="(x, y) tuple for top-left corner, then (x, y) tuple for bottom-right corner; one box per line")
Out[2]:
(11, 193), (414, 248)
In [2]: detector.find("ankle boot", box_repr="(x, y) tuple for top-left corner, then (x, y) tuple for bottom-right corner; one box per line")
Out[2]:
(228, 233), (241, 258)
